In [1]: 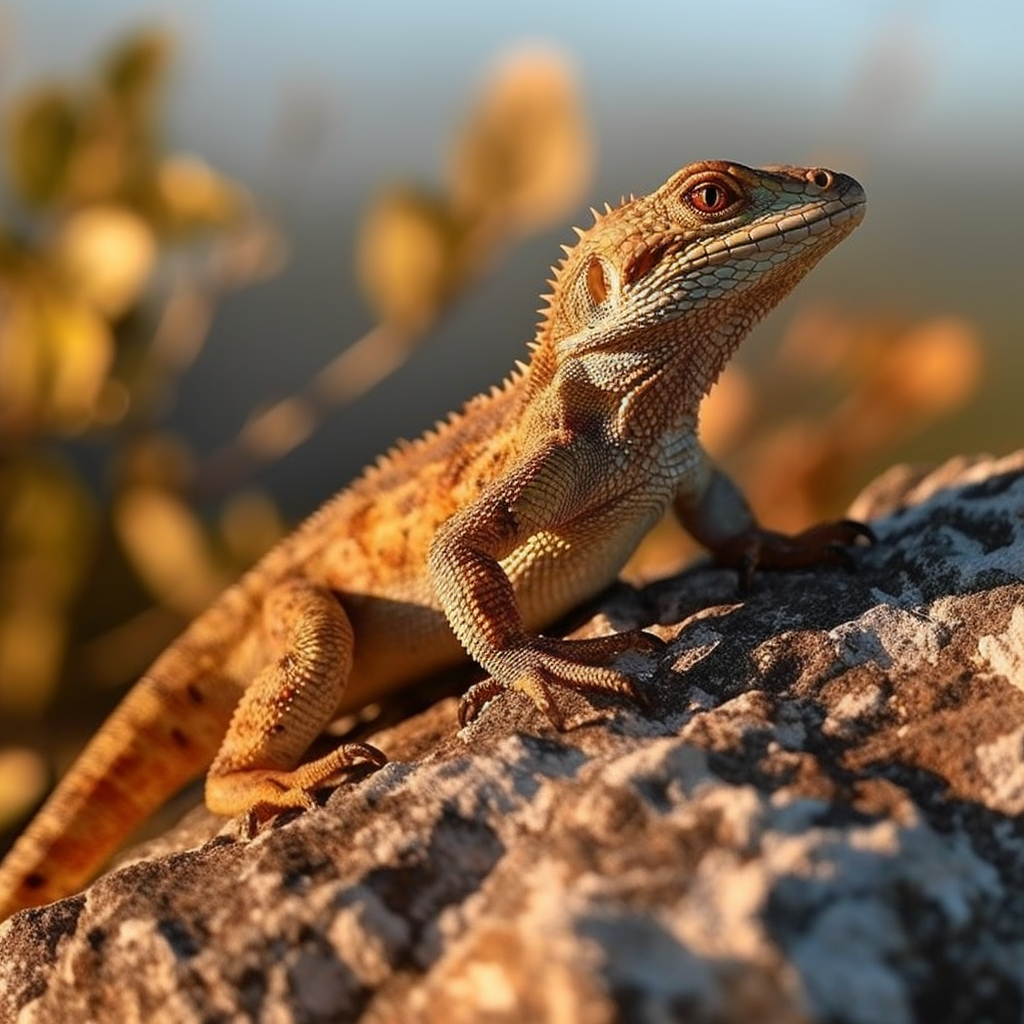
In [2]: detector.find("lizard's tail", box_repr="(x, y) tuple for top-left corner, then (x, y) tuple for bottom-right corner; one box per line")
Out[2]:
(0, 640), (244, 922)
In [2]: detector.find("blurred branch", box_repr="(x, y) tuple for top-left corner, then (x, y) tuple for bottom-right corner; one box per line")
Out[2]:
(191, 322), (408, 497)
(191, 45), (592, 497)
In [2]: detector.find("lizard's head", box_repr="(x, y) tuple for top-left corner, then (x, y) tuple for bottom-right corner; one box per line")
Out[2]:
(542, 160), (866, 397)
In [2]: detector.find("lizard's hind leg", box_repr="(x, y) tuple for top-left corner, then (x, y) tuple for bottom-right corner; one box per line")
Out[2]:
(205, 580), (385, 826)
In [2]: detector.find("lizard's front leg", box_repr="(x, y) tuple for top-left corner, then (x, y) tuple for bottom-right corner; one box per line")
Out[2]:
(205, 580), (385, 828)
(429, 447), (665, 728)
(674, 455), (873, 589)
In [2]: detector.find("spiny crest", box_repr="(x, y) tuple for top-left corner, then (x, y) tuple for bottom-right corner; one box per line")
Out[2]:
(559, 190), (639, 257)
(536, 298), (555, 331)
(358, 364), (528, 489)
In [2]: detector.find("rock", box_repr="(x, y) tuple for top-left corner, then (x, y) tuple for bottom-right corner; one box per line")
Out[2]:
(2, 451), (1024, 1024)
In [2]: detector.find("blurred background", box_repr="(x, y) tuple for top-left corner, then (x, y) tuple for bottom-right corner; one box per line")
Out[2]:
(0, 0), (1021, 844)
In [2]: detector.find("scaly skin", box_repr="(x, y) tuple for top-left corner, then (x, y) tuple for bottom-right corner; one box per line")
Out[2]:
(0, 160), (867, 921)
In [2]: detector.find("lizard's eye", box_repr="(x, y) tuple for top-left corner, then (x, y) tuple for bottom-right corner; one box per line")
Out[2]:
(684, 180), (737, 215)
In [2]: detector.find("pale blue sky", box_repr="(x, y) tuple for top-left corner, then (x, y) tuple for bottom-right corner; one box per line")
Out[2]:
(6, 0), (1022, 190)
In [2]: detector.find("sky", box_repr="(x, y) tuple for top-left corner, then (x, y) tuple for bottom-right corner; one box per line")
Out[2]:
(6, 0), (1022, 186)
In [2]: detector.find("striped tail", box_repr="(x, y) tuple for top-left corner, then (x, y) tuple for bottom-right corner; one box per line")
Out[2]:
(0, 642), (244, 922)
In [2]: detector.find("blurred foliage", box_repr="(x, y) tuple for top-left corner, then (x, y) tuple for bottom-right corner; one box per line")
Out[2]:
(625, 307), (982, 581)
(0, 30), (286, 825)
(192, 46), (593, 491)
(0, 35), (596, 831)
(0, 31), (983, 840)
(360, 47), (591, 329)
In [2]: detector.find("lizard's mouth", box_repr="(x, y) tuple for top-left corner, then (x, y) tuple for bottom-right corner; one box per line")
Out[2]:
(685, 191), (867, 275)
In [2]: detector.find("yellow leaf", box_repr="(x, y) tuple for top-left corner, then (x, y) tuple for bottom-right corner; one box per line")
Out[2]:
(0, 285), (44, 434)
(0, 457), (95, 714)
(0, 278), (114, 434)
(114, 486), (228, 615)
(356, 188), (461, 329)
(38, 289), (115, 431)
(0, 605), (65, 716)
(156, 154), (246, 232)
(0, 455), (96, 605)
(220, 490), (284, 566)
(0, 748), (48, 828)
(52, 204), (155, 316)
(64, 114), (130, 208)
(450, 46), (592, 234)
(102, 29), (172, 121)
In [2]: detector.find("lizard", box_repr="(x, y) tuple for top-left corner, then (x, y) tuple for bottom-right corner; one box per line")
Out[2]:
(0, 160), (867, 922)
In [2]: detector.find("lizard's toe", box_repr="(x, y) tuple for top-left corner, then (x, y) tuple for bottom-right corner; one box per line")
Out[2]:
(837, 518), (877, 546)
(459, 678), (508, 727)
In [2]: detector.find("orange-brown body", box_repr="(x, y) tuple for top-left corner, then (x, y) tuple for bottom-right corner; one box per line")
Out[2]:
(0, 161), (867, 920)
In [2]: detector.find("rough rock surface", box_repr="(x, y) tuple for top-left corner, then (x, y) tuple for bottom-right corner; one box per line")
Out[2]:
(2, 451), (1024, 1024)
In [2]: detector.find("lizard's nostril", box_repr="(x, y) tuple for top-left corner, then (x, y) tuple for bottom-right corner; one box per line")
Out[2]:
(809, 169), (834, 190)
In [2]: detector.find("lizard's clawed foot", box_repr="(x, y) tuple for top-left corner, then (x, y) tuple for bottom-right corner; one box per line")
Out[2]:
(222, 741), (387, 838)
(717, 518), (875, 591)
(459, 629), (665, 729)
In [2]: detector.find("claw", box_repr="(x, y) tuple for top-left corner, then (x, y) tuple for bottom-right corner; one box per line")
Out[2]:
(839, 519), (876, 545)
(629, 629), (669, 656)
(736, 550), (758, 594)
(458, 629), (663, 729)
(346, 742), (389, 769)
(512, 667), (565, 730)
(459, 678), (507, 727)
(719, 516), (875, 587)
